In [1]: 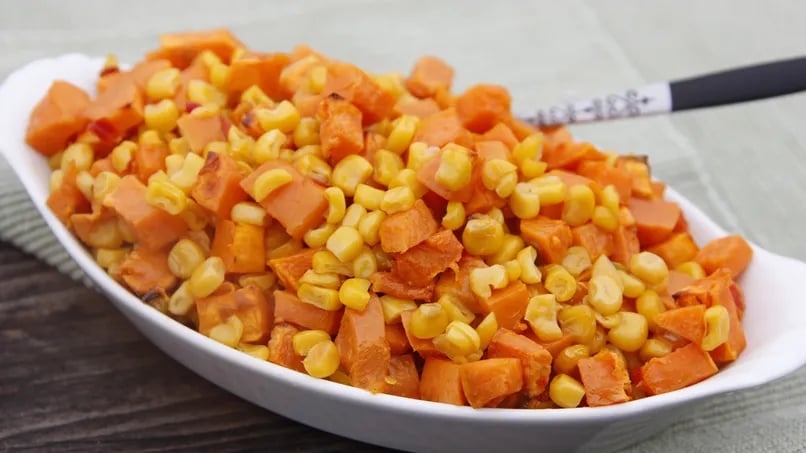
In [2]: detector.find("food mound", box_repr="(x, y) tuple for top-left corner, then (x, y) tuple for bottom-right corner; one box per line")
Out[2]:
(27, 29), (753, 409)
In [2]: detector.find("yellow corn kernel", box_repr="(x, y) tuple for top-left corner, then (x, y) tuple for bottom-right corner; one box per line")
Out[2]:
(332, 155), (373, 196)
(341, 203), (367, 228)
(591, 255), (624, 290)
(553, 344), (590, 376)
(381, 186), (415, 214)
(511, 246), (540, 285)
(347, 247), (375, 280)
(487, 209), (506, 227)
(303, 340), (340, 379)
(525, 294), (563, 341)
(292, 117), (320, 147)
(292, 330), (331, 356)
(486, 234), (525, 265)
(562, 184), (595, 227)
(600, 185), (620, 215)
(188, 256), (225, 298)
(512, 133), (544, 165)
(509, 182), (541, 219)
(312, 250), (353, 276)
(482, 159), (518, 198)
(169, 137), (190, 155)
(380, 295), (417, 324)
(406, 142), (439, 171)
(373, 72), (406, 99)
(469, 264), (508, 299)
(434, 321), (482, 362)
(147, 170), (168, 185)
(252, 168), (293, 202)
(550, 374), (586, 408)
(328, 370), (352, 386)
(168, 238), (206, 279)
(636, 289), (666, 330)
(618, 270), (646, 298)
(368, 118), (392, 136)
(297, 283), (343, 311)
(168, 281), (195, 316)
(169, 152), (205, 193)
(252, 129), (287, 164)
(295, 154), (332, 185)
(231, 202), (268, 226)
(373, 149), (405, 187)
(608, 312), (649, 352)
(240, 85), (274, 106)
(84, 217), (122, 248)
(238, 343), (270, 361)
(61, 143), (93, 172)
(299, 270), (342, 289)
(181, 199), (210, 232)
(593, 310), (621, 329)
(144, 99), (179, 133)
(558, 304), (597, 344)
(256, 100), (300, 133)
(187, 79), (227, 107)
(603, 152), (619, 168)
(238, 272), (277, 291)
(436, 144), (473, 191)
(209, 315), (244, 348)
(324, 187), (347, 224)
(559, 246), (590, 277)
(639, 337), (673, 361)
(202, 141), (229, 160)
(146, 179), (187, 215)
(529, 176), (566, 207)
(303, 223), (337, 248)
(73, 170), (94, 200)
(475, 312), (499, 350)
(198, 49), (222, 67)
(701, 305), (730, 351)
(521, 159), (548, 179)
(410, 303), (451, 339)
(544, 265), (577, 302)
(306, 65), (327, 93)
(389, 168), (428, 198)
(587, 275), (624, 316)
(630, 251), (669, 286)
(146, 68), (181, 100)
(190, 103), (220, 119)
(48, 151), (63, 170)
(165, 154), (185, 177)
(441, 201), (466, 231)
(373, 245), (394, 272)
(116, 218), (136, 244)
(592, 205), (618, 232)
(386, 115), (420, 154)
(354, 184), (385, 211)
(209, 62), (230, 90)
(357, 210), (386, 246)
(49, 169), (64, 193)
(503, 260), (521, 281)
(339, 278), (372, 311)
(437, 294), (475, 324)
(95, 247), (129, 270)
(676, 261), (706, 280)
(326, 225), (364, 263)
(462, 216), (505, 256)
(585, 326), (607, 356)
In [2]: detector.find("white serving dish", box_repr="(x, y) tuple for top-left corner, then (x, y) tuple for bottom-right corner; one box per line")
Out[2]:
(2, 54), (806, 453)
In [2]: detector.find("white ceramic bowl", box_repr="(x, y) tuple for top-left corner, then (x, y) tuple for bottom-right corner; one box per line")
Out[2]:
(3, 54), (806, 453)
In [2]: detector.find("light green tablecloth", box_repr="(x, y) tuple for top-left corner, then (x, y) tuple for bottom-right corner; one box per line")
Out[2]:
(2, 1), (805, 451)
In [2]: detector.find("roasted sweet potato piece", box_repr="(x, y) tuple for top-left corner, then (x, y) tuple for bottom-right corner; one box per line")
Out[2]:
(133, 139), (168, 182)
(412, 108), (473, 148)
(400, 310), (440, 357)
(227, 53), (290, 100)
(379, 199), (438, 253)
(393, 229), (463, 286)
(629, 197), (681, 246)
(520, 217), (573, 264)
(460, 358), (523, 408)
(647, 232), (699, 269)
(577, 161), (633, 202)
(542, 142), (605, 171)
(268, 322), (305, 372)
(176, 114), (226, 154)
(273, 290), (342, 334)
(572, 223), (613, 261)
(394, 96), (440, 118)
(434, 255), (486, 313)
(695, 235), (753, 278)
(638, 343), (718, 395)
(478, 281), (530, 330)
(47, 166), (90, 227)
(118, 246), (177, 296)
(420, 357), (466, 405)
(654, 305), (706, 344)
(322, 61), (394, 125)
(150, 28), (245, 69)
(578, 350), (631, 407)
(385, 323), (412, 355)
(487, 328), (553, 397)
(191, 152), (248, 219)
(269, 248), (317, 291)
(335, 296), (390, 393)
(479, 123), (519, 150)
(211, 219), (266, 274)
(370, 272), (435, 301)
(26, 81), (90, 155)
(405, 56), (454, 99)
(317, 93), (364, 164)
(611, 225), (640, 266)
(385, 354), (420, 399)
(84, 73), (144, 135)
(455, 84), (512, 133)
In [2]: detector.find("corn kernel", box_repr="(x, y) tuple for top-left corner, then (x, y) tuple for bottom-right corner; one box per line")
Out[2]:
(209, 62), (230, 90)
(146, 68), (181, 100)
(588, 274), (624, 316)
(295, 154), (332, 185)
(339, 278), (372, 311)
(240, 85), (274, 106)
(48, 151), (63, 171)
(381, 186), (415, 214)
(550, 374), (585, 408)
(146, 179), (187, 215)
(475, 312), (499, 350)
(437, 294), (475, 324)
(373, 72), (407, 99)
(509, 182), (541, 219)
(306, 65), (327, 93)
(462, 216), (505, 256)
(558, 304), (597, 344)
(165, 154), (184, 177)
(591, 255), (624, 290)
(406, 142), (439, 170)
(292, 117), (320, 147)
(168, 238), (206, 279)
(434, 321), (482, 362)
(485, 234), (525, 265)
(608, 312), (648, 352)
(354, 184), (386, 211)
(293, 330), (331, 356)
(436, 144), (473, 191)
(357, 210), (386, 246)
(169, 152), (205, 193)
(512, 133), (544, 165)
(303, 223), (337, 248)
(368, 118), (392, 136)
(324, 226), (364, 263)
(84, 217), (123, 249)
(252, 129), (287, 164)
(202, 140), (229, 159)
(117, 218), (136, 243)
(256, 100), (300, 133)
(182, 199), (210, 232)
(95, 247), (129, 270)
(531, 175), (567, 205)
(618, 270), (646, 298)
(600, 185), (621, 215)
(639, 337), (673, 361)
(554, 344), (590, 376)
(168, 281), (195, 316)
(373, 149), (405, 187)
(231, 201), (268, 226)
(525, 294), (563, 341)
(630, 251), (669, 286)
(503, 260), (521, 281)
(341, 204), (367, 228)
(511, 246), (540, 285)
(389, 168), (428, 198)
(169, 137), (190, 155)
(332, 155), (373, 196)
(253, 168), (293, 202)
(187, 79), (227, 107)
(328, 370), (352, 386)
(702, 305), (730, 351)
(299, 270), (342, 289)
(303, 340), (340, 378)
(618, 206), (636, 227)
(74, 170), (94, 200)
(592, 205), (618, 232)
(440, 201), (465, 231)
(144, 99), (179, 133)
(469, 264), (508, 299)
(380, 295), (417, 324)
(198, 49), (222, 67)
(316, 187), (345, 226)
(562, 184), (595, 226)
(482, 159), (518, 198)
(209, 315), (244, 348)
(386, 115), (420, 154)
(61, 143), (93, 172)
(544, 265), (577, 302)
(560, 246), (591, 277)
(312, 250), (353, 276)
(237, 343), (270, 361)
(410, 303), (451, 339)
(636, 289), (666, 330)
(297, 283), (343, 311)
(238, 272), (277, 291)
(676, 261), (706, 280)
(188, 256), (225, 298)
(190, 103), (220, 119)
(49, 169), (64, 193)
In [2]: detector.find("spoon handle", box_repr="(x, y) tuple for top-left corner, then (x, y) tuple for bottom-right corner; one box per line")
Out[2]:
(523, 56), (806, 127)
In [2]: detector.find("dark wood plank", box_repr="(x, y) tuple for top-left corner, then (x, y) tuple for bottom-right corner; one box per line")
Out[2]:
(0, 242), (388, 453)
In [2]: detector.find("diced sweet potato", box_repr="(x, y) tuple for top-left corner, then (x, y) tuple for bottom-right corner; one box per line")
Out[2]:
(638, 343), (718, 395)
(268, 322), (305, 372)
(611, 225), (640, 267)
(533, 333), (576, 358)
(415, 147), (477, 203)
(241, 160), (328, 239)
(460, 358), (524, 408)
(385, 354), (420, 399)
(118, 246), (177, 296)
(487, 328), (553, 397)
(47, 166), (90, 226)
(322, 61), (394, 125)
(455, 84), (512, 134)
(571, 223), (613, 261)
(405, 56), (454, 99)
(195, 282), (238, 335)
(385, 323), (412, 355)
(211, 219), (266, 274)
(412, 108), (473, 148)
(647, 232), (699, 269)
(478, 281), (530, 330)
(370, 272), (435, 301)
(335, 296), (390, 393)
(394, 96), (440, 118)
(106, 175), (187, 250)
(393, 229), (463, 286)
(151, 28), (244, 68)
(134, 139), (168, 182)
(420, 357), (466, 406)
(317, 93), (364, 164)
(84, 73), (144, 135)
(191, 152), (248, 219)
(520, 217), (573, 264)
(269, 248), (317, 291)
(379, 199), (438, 253)
(227, 53), (290, 100)
(667, 270), (695, 295)
(542, 142), (605, 171)
(273, 290), (341, 334)
(234, 285), (274, 343)
(577, 161), (632, 202)
(26, 81), (90, 155)
(176, 114), (226, 154)
(70, 209), (120, 248)
(578, 350), (631, 407)
(695, 235), (753, 278)
(434, 255), (486, 313)
(654, 305), (706, 344)
(629, 197), (681, 246)
(479, 123), (519, 150)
